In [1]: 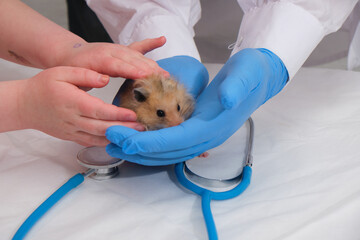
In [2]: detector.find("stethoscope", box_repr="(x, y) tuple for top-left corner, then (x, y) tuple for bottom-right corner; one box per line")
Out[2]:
(12, 118), (254, 240)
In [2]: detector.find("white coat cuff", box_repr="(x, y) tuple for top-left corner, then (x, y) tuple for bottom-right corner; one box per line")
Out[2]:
(127, 15), (201, 62)
(231, 2), (325, 79)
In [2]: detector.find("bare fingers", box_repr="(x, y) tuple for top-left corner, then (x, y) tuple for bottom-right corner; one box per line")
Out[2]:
(69, 95), (144, 146)
(119, 37), (169, 77)
(110, 52), (168, 78)
(70, 117), (144, 146)
(128, 36), (166, 55)
(72, 131), (110, 147)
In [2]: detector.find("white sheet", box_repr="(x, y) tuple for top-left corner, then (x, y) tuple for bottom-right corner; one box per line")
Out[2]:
(1, 59), (360, 240)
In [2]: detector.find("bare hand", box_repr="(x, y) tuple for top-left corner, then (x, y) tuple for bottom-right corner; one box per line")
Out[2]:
(59, 37), (169, 79)
(19, 67), (145, 146)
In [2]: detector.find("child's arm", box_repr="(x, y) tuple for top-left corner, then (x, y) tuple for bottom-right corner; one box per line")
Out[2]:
(0, 0), (85, 68)
(0, 67), (145, 146)
(0, 0), (168, 79)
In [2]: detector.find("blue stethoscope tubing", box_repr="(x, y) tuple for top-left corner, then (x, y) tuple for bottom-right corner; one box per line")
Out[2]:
(12, 170), (94, 240)
(174, 117), (254, 240)
(174, 164), (252, 240)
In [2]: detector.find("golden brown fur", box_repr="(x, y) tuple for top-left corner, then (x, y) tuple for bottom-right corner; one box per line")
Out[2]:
(118, 74), (195, 130)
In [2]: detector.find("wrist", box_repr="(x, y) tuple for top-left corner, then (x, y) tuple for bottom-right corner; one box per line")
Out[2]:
(52, 38), (88, 68)
(256, 48), (289, 98)
(0, 79), (29, 132)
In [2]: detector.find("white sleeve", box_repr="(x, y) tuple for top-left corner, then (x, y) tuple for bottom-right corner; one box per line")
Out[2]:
(86, 0), (201, 61)
(232, 0), (358, 79)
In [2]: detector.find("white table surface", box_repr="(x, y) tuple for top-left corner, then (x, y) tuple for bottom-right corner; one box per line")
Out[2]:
(1, 60), (360, 240)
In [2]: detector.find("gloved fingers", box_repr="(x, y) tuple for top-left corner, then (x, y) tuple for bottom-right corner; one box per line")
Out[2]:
(131, 140), (211, 159)
(218, 49), (263, 110)
(132, 134), (228, 159)
(219, 75), (250, 109)
(117, 119), (212, 155)
(105, 125), (140, 146)
(106, 143), (198, 166)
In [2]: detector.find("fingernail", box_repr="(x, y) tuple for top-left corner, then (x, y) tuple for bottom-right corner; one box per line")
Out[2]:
(134, 124), (145, 131)
(100, 75), (109, 83)
(124, 114), (137, 121)
(162, 70), (170, 77)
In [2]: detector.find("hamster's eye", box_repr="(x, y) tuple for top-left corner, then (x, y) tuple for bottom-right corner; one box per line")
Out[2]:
(157, 110), (166, 117)
(177, 104), (180, 112)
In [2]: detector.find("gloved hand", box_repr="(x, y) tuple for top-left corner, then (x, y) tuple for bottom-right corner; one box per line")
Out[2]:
(106, 49), (289, 165)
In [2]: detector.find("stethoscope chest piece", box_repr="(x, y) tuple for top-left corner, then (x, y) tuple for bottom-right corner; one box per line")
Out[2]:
(181, 117), (254, 192)
(77, 146), (124, 180)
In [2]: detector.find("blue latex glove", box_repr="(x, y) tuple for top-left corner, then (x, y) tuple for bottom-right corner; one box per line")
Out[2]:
(106, 49), (289, 165)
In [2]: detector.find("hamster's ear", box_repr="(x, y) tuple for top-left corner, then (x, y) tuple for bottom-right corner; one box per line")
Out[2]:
(133, 87), (149, 102)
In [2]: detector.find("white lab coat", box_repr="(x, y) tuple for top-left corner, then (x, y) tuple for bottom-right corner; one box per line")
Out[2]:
(87, 0), (359, 79)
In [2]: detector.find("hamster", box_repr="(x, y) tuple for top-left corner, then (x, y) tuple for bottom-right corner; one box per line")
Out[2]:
(118, 74), (195, 131)
(117, 74), (209, 158)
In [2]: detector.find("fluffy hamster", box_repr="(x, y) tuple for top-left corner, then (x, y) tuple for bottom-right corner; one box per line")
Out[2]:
(118, 74), (195, 131)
